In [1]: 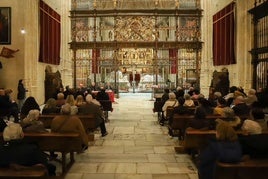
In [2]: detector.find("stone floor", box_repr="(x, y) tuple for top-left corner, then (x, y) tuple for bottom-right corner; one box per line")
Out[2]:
(58, 93), (198, 179)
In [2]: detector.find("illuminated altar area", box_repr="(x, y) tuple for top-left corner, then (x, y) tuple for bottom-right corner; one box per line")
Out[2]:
(70, 0), (202, 92)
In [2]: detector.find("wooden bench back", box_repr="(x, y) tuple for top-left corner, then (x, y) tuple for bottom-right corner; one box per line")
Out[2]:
(171, 114), (249, 130)
(0, 132), (82, 175)
(0, 164), (48, 178)
(0, 132), (82, 153)
(184, 129), (268, 150)
(39, 114), (96, 131)
(215, 159), (268, 179)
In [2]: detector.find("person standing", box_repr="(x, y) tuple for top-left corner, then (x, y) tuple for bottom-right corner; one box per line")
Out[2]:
(17, 79), (27, 112)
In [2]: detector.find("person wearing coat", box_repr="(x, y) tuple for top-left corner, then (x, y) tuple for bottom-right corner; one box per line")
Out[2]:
(198, 121), (242, 179)
(51, 103), (89, 150)
(78, 94), (108, 137)
(0, 123), (56, 176)
(17, 79), (27, 112)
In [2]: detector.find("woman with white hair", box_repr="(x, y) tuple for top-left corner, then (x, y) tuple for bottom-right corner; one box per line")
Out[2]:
(85, 94), (101, 106)
(20, 109), (47, 133)
(0, 123), (56, 176)
(184, 94), (195, 107)
(244, 89), (258, 106)
(159, 92), (179, 126)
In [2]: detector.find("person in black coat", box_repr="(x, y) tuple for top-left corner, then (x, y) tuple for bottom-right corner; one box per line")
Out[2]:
(0, 123), (56, 176)
(198, 121), (242, 179)
(0, 89), (19, 122)
(17, 79), (27, 112)
(174, 86), (185, 99)
(0, 117), (7, 132)
(232, 95), (250, 116)
(161, 88), (170, 103)
(96, 87), (110, 101)
(20, 96), (40, 120)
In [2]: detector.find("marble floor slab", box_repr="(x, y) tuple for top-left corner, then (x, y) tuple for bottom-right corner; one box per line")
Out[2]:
(65, 93), (198, 179)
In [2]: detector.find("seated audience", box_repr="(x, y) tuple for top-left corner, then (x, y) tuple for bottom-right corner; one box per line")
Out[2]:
(232, 95), (250, 116)
(183, 94), (195, 107)
(196, 97), (214, 115)
(63, 85), (72, 99)
(188, 106), (210, 130)
(78, 94), (108, 137)
(161, 88), (170, 104)
(55, 92), (65, 107)
(169, 97), (191, 137)
(173, 97), (192, 115)
(0, 123), (56, 176)
(213, 97), (227, 116)
(224, 86), (237, 106)
(208, 91), (222, 107)
(249, 106), (267, 131)
(191, 89), (200, 100)
(0, 89), (19, 122)
(216, 107), (241, 129)
(239, 106), (268, 158)
(42, 98), (60, 114)
(51, 104), (89, 150)
(187, 97), (214, 130)
(188, 87), (195, 96)
(75, 95), (86, 107)
(96, 87), (110, 101)
(65, 94), (78, 115)
(235, 86), (247, 97)
(256, 87), (268, 108)
(20, 109), (47, 133)
(241, 119), (262, 135)
(160, 92), (179, 125)
(198, 121), (242, 179)
(89, 82), (99, 91)
(244, 88), (258, 106)
(87, 93), (101, 106)
(105, 82), (113, 91)
(162, 92), (179, 118)
(174, 86), (184, 99)
(20, 96), (40, 120)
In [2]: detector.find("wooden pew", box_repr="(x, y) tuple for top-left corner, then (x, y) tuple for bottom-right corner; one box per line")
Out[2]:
(184, 129), (268, 150)
(168, 115), (195, 139)
(184, 129), (216, 150)
(215, 159), (268, 179)
(0, 132), (82, 176)
(39, 114), (96, 131)
(0, 164), (48, 178)
(169, 114), (249, 139)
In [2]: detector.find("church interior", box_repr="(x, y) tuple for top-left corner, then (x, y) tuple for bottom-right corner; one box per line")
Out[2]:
(0, 0), (268, 178)
(0, 0), (267, 103)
